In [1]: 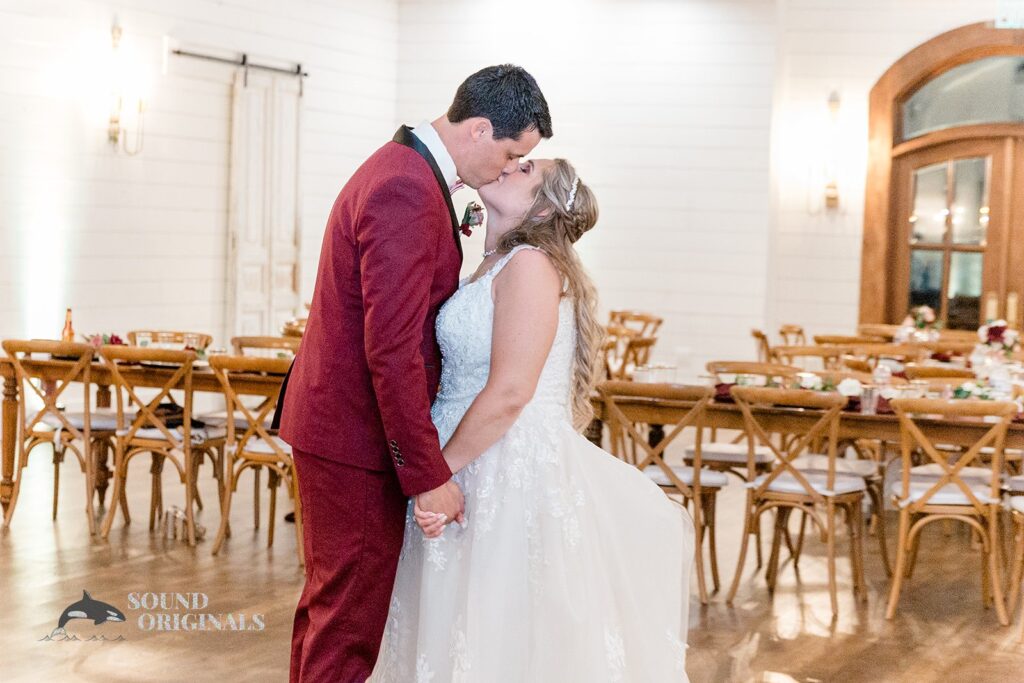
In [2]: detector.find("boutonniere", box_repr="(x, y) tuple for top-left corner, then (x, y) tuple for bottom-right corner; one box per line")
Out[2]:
(460, 201), (484, 237)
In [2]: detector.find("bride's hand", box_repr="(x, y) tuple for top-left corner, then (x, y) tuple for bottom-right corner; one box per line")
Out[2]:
(413, 497), (448, 538)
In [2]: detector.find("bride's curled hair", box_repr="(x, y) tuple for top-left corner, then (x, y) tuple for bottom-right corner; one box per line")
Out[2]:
(495, 159), (602, 430)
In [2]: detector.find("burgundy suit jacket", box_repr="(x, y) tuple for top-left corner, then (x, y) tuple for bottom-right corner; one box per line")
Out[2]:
(279, 127), (463, 497)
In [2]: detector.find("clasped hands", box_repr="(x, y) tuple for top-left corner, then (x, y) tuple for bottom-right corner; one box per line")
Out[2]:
(414, 478), (465, 539)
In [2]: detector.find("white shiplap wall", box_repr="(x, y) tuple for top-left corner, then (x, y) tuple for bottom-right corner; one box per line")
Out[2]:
(0, 0), (398, 346)
(0, 0), (1002, 372)
(396, 0), (778, 378)
(768, 0), (997, 339)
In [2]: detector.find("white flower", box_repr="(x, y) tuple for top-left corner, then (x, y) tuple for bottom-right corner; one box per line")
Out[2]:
(961, 381), (979, 394)
(797, 372), (823, 391)
(837, 378), (863, 397)
(1005, 329), (1019, 346)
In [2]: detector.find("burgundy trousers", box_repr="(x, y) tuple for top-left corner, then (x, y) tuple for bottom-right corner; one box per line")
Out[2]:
(290, 448), (408, 683)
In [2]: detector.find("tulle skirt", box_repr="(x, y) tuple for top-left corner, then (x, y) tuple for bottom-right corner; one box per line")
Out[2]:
(370, 400), (693, 682)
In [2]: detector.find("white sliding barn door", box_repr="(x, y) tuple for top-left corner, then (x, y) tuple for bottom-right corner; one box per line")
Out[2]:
(227, 69), (301, 338)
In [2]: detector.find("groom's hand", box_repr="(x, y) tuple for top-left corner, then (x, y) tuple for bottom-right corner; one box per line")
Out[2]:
(414, 480), (465, 538)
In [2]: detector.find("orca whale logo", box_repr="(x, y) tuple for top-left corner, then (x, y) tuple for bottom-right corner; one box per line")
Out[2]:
(48, 590), (126, 639)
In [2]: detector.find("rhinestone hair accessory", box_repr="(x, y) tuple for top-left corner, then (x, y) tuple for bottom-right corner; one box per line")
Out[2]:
(565, 177), (580, 212)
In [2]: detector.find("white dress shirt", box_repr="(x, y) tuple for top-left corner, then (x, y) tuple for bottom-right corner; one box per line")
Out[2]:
(411, 120), (459, 193)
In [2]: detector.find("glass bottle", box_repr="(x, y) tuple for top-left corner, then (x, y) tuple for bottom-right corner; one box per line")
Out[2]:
(61, 308), (75, 342)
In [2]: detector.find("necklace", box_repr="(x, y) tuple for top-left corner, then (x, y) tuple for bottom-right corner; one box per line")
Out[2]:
(482, 248), (497, 258)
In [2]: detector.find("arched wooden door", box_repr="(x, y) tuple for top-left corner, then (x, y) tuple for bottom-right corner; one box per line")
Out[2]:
(861, 23), (1024, 329)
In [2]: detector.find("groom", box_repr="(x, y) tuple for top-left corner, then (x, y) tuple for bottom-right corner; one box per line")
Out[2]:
(277, 65), (552, 682)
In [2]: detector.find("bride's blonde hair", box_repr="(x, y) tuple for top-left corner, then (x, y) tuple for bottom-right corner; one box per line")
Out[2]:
(494, 159), (601, 430)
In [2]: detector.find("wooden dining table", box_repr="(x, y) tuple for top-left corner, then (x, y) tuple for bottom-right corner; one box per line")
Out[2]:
(588, 392), (1024, 449)
(0, 355), (284, 518)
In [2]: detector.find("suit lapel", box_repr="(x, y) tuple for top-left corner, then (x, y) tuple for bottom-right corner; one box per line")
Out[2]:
(392, 125), (463, 262)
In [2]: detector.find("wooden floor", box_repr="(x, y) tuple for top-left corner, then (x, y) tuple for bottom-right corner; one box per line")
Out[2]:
(4, 446), (1024, 682)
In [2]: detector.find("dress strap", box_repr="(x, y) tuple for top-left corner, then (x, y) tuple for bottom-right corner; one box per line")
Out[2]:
(488, 244), (545, 280)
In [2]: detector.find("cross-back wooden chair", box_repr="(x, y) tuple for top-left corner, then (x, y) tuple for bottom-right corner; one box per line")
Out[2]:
(230, 336), (301, 357)
(608, 310), (663, 337)
(887, 397), (1016, 625)
(707, 361), (798, 386)
(811, 368), (906, 570)
(98, 345), (226, 546)
(128, 330), (213, 349)
(601, 325), (637, 380)
(210, 355), (302, 564)
(841, 356), (873, 373)
(778, 324), (806, 346)
(771, 345), (844, 371)
(751, 329), (772, 363)
(606, 336), (658, 381)
(727, 386), (866, 616)
(1, 340), (108, 533)
(698, 361), (801, 480)
(857, 323), (898, 341)
(903, 364), (974, 381)
(598, 381), (727, 603)
(1004, 489), (1024, 638)
(846, 343), (929, 369)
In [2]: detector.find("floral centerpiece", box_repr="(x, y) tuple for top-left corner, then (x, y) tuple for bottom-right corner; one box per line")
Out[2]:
(83, 333), (125, 349)
(951, 380), (1024, 417)
(895, 305), (940, 342)
(952, 381), (1000, 401)
(978, 319), (1020, 357)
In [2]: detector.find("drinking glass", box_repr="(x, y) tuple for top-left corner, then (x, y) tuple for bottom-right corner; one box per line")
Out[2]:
(860, 385), (879, 415)
(632, 365), (652, 383)
(652, 364), (677, 383)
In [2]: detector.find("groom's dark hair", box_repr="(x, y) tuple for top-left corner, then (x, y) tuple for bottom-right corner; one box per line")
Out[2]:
(447, 64), (553, 141)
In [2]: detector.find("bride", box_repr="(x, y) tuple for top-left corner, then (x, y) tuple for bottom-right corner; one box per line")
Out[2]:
(370, 158), (694, 682)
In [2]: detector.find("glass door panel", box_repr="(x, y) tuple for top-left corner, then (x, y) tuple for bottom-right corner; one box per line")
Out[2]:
(910, 163), (948, 244)
(947, 251), (983, 329)
(951, 157), (990, 245)
(909, 250), (943, 310)
(903, 155), (992, 329)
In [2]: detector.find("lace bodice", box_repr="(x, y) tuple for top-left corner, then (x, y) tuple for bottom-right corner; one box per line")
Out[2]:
(433, 245), (576, 427)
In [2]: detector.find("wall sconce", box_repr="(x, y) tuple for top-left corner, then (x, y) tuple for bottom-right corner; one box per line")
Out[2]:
(108, 21), (145, 155)
(823, 89), (841, 210)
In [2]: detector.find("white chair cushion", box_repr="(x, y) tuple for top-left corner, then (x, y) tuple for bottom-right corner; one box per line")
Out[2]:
(242, 436), (292, 457)
(644, 465), (729, 489)
(120, 425), (227, 445)
(198, 410), (272, 431)
(753, 471), (866, 496)
(1005, 475), (1024, 494)
(36, 408), (131, 432)
(687, 442), (772, 464)
(1008, 496), (1024, 514)
(890, 477), (999, 506)
(910, 463), (993, 481)
(791, 454), (878, 478)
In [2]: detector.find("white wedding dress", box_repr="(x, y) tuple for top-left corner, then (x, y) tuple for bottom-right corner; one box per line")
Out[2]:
(371, 245), (694, 682)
